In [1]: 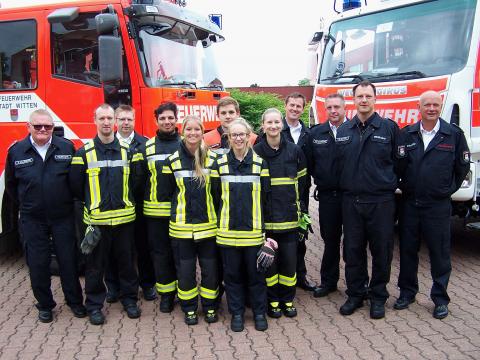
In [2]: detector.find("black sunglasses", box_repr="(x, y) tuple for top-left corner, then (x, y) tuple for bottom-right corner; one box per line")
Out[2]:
(32, 124), (54, 131)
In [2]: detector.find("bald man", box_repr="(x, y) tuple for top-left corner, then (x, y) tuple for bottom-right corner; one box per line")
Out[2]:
(395, 90), (470, 319)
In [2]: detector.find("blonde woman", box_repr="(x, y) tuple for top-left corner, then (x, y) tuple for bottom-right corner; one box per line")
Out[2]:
(162, 115), (218, 325)
(211, 118), (271, 332)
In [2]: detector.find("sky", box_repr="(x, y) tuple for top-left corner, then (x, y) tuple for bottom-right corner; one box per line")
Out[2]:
(0, 0), (337, 87)
(188, 0), (333, 87)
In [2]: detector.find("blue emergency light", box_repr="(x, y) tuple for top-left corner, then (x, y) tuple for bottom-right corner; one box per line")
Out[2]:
(343, 0), (362, 11)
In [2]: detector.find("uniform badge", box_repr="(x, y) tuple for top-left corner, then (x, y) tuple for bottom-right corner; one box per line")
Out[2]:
(463, 151), (471, 163)
(398, 145), (406, 157)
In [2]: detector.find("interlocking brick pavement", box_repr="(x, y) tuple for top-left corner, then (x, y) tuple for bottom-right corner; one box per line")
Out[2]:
(1, 200), (480, 360)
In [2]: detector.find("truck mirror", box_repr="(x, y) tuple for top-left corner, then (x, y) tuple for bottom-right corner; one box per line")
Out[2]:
(98, 36), (123, 82)
(47, 7), (79, 24)
(95, 13), (119, 35)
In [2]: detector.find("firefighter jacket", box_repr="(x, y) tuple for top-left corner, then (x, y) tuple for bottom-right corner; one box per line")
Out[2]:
(69, 136), (136, 226)
(211, 148), (270, 246)
(162, 142), (217, 241)
(5, 135), (75, 220)
(135, 129), (181, 218)
(336, 112), (402, 202)
(308, 121), (341, 192)
(204, 125), (258, 155)
(399, 118), (470, 205)
(253, 134), (307, 232)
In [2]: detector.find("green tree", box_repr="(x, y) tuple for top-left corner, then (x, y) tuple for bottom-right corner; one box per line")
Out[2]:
(298, 78), (311, 86)
(229, 89), (311, 131)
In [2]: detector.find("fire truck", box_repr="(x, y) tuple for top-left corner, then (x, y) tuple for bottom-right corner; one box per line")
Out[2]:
(0, 0), (227, 251)
(310, 0), (480, 218)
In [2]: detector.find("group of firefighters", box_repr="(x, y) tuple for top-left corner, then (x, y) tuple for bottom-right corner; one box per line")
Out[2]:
(5, 80), (470, 332)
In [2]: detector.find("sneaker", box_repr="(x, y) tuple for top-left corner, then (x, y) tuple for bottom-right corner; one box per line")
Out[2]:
(205, 309), (218, 324)
(267, 302), (282, 318)
(282, 302), (297, 317)
(185, 311), (198, 325)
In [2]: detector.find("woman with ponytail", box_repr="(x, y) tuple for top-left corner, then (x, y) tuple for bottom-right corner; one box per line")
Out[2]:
(162, 115), (219, 325)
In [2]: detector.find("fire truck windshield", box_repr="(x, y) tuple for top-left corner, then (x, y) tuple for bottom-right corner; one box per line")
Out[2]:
(136, 16), (223, 89)
(319, 0), (476, 84)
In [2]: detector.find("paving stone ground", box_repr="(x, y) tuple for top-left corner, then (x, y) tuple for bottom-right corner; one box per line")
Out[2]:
(1, 200), (479, 360)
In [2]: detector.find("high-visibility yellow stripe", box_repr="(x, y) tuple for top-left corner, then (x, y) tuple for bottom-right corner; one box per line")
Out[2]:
(261, 168), (269, 177)
(155, 280), (177, 294)
(146, 143), (158, 202)
(199, 286), (219, 300)
(162, 165), (172, 174)
(143, 201), (171, 217)
(177, 286), (199, 300)
(271, 178), (296, 186)
(297, 168), (307, 178)
(265, 221), (299, 230)
(205, 178), (216, 224)
(176, 178), (186, 223)
(279, 273), (297, 287)
(270, 301), (280, 308)
(220, 181), (229, 230)
(71, 156), (84, 165)
(216, 236), (264, 247)
(121, 147), (133, 207)
(84, 212), (136, 226)
(85, 144), (101, 211)
(132, 153), (143, 162)
(266, 274), (279, 287)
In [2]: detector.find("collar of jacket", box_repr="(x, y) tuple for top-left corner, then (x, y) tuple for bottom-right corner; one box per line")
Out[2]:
(157, 128), (180, 141)
(93, 135), (121, 151)
(258, 132), (286, 157)
(407, 117), (451, 135)
(20, 134), (61, 154)
(349, 112), (381, 129)
(228, 146), (253, 165)
(282, 117), (307, 133)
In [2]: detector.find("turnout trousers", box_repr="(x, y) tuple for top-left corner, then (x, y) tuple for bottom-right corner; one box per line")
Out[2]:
(317, 191), (343, 288)
(221, 245), (267, 316)
(148, 218), (178, 296)
(20, 214), (83, 311)
(105, 213), (155, 294)
(174, 237), (218, 313)
(265, 231), (297, 303)
(85, 222), (139, 312)
(398, 199), (452, 305)
(342, 196), (395, 303)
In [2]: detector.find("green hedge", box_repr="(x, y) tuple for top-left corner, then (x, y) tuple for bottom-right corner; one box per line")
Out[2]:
(229, 89), (310, 131)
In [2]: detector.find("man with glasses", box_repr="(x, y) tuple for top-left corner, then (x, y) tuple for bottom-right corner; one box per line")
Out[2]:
(5, 109), (85, 323)
(104, 105), (157, 304)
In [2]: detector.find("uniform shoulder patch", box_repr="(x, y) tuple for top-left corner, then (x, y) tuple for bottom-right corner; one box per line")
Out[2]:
(463, 151), (471, 163)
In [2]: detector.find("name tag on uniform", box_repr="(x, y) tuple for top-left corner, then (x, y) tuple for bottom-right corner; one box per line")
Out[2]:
(336, 136), (350, 143)
(14, 158), (34, 167)
(313, 139), (328, 145)
(373, 135), (387, 141)
(436, 143), (454, 151)
(406, 142), (417, 149)
(55, 154), (72, 161)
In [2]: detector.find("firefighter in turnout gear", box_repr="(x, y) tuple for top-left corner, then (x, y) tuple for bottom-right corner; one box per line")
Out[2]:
(69, 104), (141, 325)
(211, 118), (270, 332)
(253, 108), (308, 319)
(105, 105), (157, 304)
(136, 102), (182, 313)
(162, 115), (219, 326)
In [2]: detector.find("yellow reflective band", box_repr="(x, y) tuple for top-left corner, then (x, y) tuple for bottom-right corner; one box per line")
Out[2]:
(217, 155), (228, 165)
(210, 169), (219, 178)
(266, 274), (279, 287)
(84, 212), (136, 226)
(261, 168), (270, 177)
(146, 144), (158, 202)
(162, 165), (172, 174)
(265, 221), (299, 231)
(175, 177), (186, 223)
(169, 222), (217, 240)
(132, 153), (143, 162)
(252, 164), (261, 174)
(177, 286), (199, 300)
(297, 168), (307, 178)
(279, 273), (297, 287)
(270, 301), (280, 308)
(89, 206), (136, 218)
(271, 177), (296, 186)
(216, 229), (263, 238)
(71, 156), (84, 165)
(216, 236), (264, 247)
(155, 280), (177, 294)
(85, 144), (101, 211)
(205, 179), (217, 224)
(199, 286), (219, 300)
(219, 164), (229, 174)
(143, 201), (171, 217)
(171, 159), (182, 170)
(121, 147), (133, 207)
(252, 179), (261, 230)
(220, 181), (230, 230)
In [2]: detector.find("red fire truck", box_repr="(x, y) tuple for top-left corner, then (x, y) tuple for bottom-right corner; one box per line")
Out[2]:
(0, 0), (227, 250)
(310, 0), (480, 218)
